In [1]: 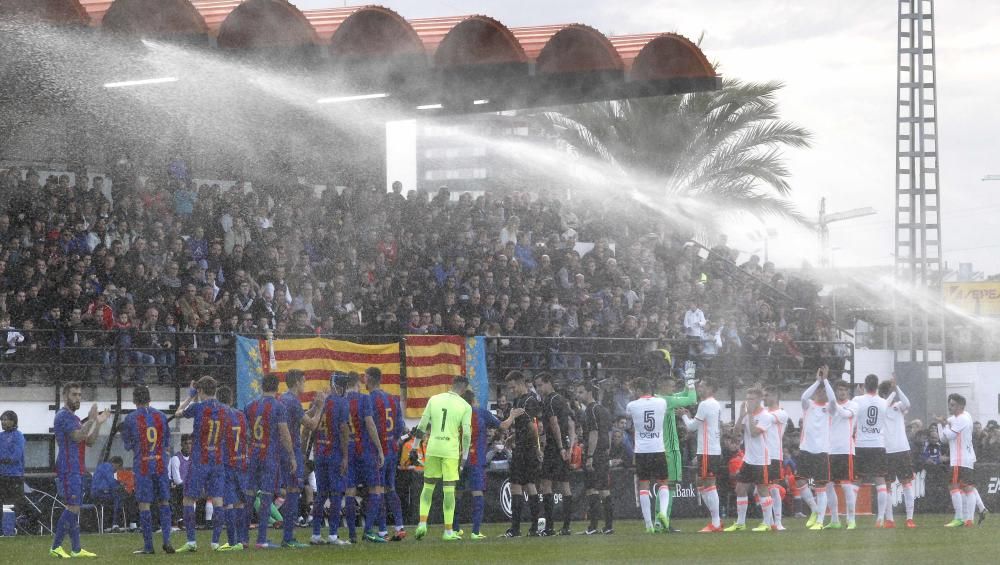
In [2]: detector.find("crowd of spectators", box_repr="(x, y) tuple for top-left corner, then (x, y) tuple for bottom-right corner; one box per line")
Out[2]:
(0, 160), (841, 386)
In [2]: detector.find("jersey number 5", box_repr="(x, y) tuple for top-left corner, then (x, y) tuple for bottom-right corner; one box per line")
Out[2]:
(643, 410), (655, 432)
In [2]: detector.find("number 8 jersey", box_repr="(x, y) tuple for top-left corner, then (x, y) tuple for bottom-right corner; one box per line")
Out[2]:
(626, 395), (668, 454)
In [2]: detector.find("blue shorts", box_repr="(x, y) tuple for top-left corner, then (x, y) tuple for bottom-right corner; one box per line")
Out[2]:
(461, 465), (486, 492)
(248, 458), (282, 494)
(57, 473), (82, 506)
(382, 454), (397, 491)
(315, 458), (344, 496)
(184, 463), (225, 499)
(346, 454), (380, 489)
(224, 467), (249, 505)
(282, 451), (305, 490)
(134, 472), (171, 504)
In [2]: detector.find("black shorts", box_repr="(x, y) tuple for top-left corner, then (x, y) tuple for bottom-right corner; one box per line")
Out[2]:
(854, 447), (887, 478)
(634, 452), (668, 483)
(697, 453), (724, 481)
(737, 463), (770, 485)
(886, 451), (913, 482)
(510, 449), (540, 486)
(584, 453), (610, 491)
(541, 447), (570, 482)
(798, 451), (829, 483)
(829, 454), (854, 482)
(767, 461), (782, 484)
(950, 466), (975, 486)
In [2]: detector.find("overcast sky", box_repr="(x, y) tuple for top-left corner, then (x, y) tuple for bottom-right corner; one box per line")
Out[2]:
(294, 0), (1000, 274)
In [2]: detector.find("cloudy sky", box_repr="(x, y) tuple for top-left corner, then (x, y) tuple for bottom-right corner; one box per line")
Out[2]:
(295, 0), (1000, 274)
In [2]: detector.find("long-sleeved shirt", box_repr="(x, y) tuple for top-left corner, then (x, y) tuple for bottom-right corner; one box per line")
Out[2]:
(683, 308), (706, 338)
(0, 429), (25, 477)
(168, 453), (190, 486)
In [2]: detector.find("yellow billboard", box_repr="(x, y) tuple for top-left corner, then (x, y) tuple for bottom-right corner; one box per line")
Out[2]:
(943, 282), (1000, 317)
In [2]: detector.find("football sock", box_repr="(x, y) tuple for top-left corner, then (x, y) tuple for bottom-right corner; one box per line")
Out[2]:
(68, 510), (81, 552)
(364, 493), (381, 535)
(760, 496), (774, 526)
(184, 504), (197, 543)
(511, 491), (524, 531)
(974, 488), (987, 512)
(242, 505), (252, 544)
(283, 492), (299, 542)
(140, 510), (153, 552)
(329, 494), (342, 537)
(211, 506), (224, 545)
(601, 495), (614, 529)
(344, 496), (357, 539)
(378, 495), (388, 534)
(472, 495), (485, 534)
(159, 504), (172, 546)
(843, 483), (857, 522)
(885, 495), (895, 522)
(529, 494), (541, 531)
(419, 484), (435, 525)
(769, 486), (783, 525)
(703, 485), (721, 527)
(815, 487), (828, 524)
(543, 494), (555, 529)
(587, 494), (600, 530)
(963, 491), (975, 521)
(950, 488), (963, 520)
(442, 486), (456, 531)
(657, 485), (670, 520)
(639, 490), (653, 529)
(736, 496), (749, 525)
(386, 490), (404, 529)
(256, 494), (272, 544)
(665, 485), (674, 518)
(52, 508), (70, 549)
(312, 495), (326, 537)
(225, 506), (237, 545)
(876, 484), (887, 523)
(800, 485), (817, 514)
(826, 483), (840, 523)
(561, 494), (573, 530)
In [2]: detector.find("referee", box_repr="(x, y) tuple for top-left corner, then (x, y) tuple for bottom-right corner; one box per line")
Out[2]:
(503, 371), (543, 538)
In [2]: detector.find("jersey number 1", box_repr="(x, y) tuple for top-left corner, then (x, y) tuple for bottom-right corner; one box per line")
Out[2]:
(441, 408), (448, 431)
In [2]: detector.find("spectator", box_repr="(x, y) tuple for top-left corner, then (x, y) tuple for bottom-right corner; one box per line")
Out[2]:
(91, 456), (134, 532)
(0, 411), (27, 522)
(608, 428), (633, 469)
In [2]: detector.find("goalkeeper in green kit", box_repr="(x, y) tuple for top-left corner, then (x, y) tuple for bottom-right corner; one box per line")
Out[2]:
(654, 357), (698, 532)
(414, 376), (473, 541)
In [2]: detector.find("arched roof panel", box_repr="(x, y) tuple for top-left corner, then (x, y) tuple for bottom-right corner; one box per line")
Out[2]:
(102, 0), (209, 37)
(610, 32), (715, 80)
(303, 5), (423, 59)
(189, 0), (242, 35)
(0, 0), (90, 24)
(78, 0), (113, 25)
(409, 15), (526, 68)
(215, 0), (318, 49)
(512, 24), (623, 74)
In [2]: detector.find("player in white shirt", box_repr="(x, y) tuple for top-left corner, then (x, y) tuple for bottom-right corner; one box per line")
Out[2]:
(625, 378), (670, 533)
(762, 385), (788, 531)
(878, 378), (916, 528)
(681, 380), (722, 532)
(852, 374), (890, 528)
(798, 366), (836, 530)
(724, 385), (774, 532)
(936, 393), (977, 528)
(827, 380), (857, 529)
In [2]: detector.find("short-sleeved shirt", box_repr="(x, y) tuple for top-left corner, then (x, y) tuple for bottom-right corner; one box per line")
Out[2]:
(122, 407), (171, 476)
(885, 398), (910, 454)
(944, 412), (976, 469)
(279, 391), (305, 454)
(829, 400), (857, 455)
(541, 392), (572, 450)
(183, 399), (228, 465)
(224, 407), (248, 471)
(55, 408), (85, 477)
(582, 401), (611, 454)
(370, 389), (405, 456)
(244, 396), (288, 461)
(469, 407), (502, 466)
(345, 391), (376, 459)
(742, 408), (773, 466)
(799, 400), (831, 454)
(852, 393), (888, 449)
(766, 408), (789, 462)
(417, 391), (472, 460)
(692, 397), (722, 456)
(314, 395), (348, 461)
(512, 393), (542, 452)
(626, 396), (668, 454)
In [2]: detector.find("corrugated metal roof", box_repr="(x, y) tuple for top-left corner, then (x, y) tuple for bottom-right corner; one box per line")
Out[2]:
(0, 0), (91, 24)
(302, 4), (423, 59)
(511, 24), (623, 73)
(409, 14), (526, 67)
(609, 33), (714, 79)
(189, 0), (242, 35)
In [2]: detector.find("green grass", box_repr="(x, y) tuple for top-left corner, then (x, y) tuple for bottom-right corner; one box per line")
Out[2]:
(9, 514), (995, 564)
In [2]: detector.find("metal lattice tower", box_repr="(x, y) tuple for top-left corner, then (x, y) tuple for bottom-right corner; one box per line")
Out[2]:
(894, 0), (945, 417)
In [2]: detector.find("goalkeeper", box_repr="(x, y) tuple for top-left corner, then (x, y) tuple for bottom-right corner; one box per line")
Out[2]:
(654, 358), (698, 531)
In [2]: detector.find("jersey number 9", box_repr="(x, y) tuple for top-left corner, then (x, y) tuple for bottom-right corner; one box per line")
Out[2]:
(146, 426), (158, 447)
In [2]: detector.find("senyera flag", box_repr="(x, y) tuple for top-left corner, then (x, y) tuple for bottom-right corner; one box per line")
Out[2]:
(237, 335), (401, 407)
(404, 335), (465, 418)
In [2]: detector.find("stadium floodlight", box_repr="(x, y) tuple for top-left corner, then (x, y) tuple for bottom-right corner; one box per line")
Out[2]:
(473, 99), (490, 105)
(416, 103), (443, 110)
(316, 92), (389, 104)
(103, 77), (179, 89)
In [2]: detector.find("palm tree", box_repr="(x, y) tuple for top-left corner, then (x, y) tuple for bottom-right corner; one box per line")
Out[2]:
(521, 79), (812, 235)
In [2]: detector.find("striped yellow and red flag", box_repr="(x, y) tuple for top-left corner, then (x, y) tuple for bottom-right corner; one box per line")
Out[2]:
(403, 335), (465, 418)
(259, 336), (401, 404)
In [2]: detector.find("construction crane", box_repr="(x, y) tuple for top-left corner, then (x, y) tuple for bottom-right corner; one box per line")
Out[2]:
(817, 197), (876, 268)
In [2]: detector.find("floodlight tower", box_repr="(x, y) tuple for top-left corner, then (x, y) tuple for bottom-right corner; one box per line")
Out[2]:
(893, 0), (945, 420)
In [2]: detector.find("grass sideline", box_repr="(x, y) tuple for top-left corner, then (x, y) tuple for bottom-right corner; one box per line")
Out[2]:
(8, 514), (993, 564)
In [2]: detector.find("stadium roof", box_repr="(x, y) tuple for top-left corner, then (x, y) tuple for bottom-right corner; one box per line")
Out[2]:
(0, 0), (720, 114)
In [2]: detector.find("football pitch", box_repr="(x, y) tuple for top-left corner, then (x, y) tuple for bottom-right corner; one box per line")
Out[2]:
(8, 514), (994, 564)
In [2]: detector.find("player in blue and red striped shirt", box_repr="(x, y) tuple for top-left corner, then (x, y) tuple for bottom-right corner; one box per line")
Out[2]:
(366, 367), (407, 541)
(279, 370), (323, 548)
(121, 385), (174, 555)
(50, 381), (110, 559)
(309, 378), (349, 545)
(175, 376), (228, 552)
(457, 389), (503, 538)
(244, 374), (295, 549)
(343, 372), (385, 543)
(216, 385), (248, 551)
